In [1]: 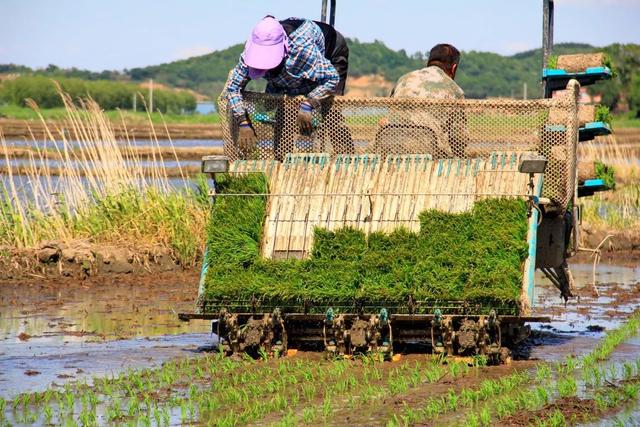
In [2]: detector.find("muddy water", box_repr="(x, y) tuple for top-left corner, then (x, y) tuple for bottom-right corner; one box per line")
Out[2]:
(1, 262), (639, 399)
(0, 270), (211, 398)
(528, 262), (640, 362)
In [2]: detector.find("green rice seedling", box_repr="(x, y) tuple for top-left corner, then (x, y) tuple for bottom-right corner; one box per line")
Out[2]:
(64, 391), (74, 414)
(386, 414), (403, 427)
(322, 393), (333, 418)
(153, 405), (162, 427)
(277, 409), (297, 427)
(613, 416), (631, 427)
(479, 404), (491, 426)
(43, 390), (53, 406)
(623, 361), (634, 380)
(388, 376), (410, 395)
(622, 382), (640, 400)
(464, 413), (481, 427)
(556, 376), (577, 398)
(459, 388), (478, 406)
(494, 396), (515, 419)
(564, 355), (577, 372)
(423, 397), (445, 418)
(534, 385), (549, 407)
(302, 406), (318, 424)
(179, 399), (187, 422)
(140, 411), (152, 427)
(161, 407), (170, 426)
(446, 389), (459, 410)
(43, 404), (53, 424)
(543, 409), (567, 427)
(127, 397), (140, 417)
(423, 365), (444, 383)
(78, 408), (92, 426)
(594, 393), (607, 411)
(472, 354), (488, 367)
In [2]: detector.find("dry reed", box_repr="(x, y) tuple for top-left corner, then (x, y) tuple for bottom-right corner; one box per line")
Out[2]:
(0, 92), (209, 265)
(577, 134), (640, 229)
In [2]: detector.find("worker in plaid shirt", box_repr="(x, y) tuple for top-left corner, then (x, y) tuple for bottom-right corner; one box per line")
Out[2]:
(224, 16), (349, 154)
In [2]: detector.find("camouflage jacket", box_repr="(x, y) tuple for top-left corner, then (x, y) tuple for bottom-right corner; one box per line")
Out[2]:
(390, 65), (464, 99)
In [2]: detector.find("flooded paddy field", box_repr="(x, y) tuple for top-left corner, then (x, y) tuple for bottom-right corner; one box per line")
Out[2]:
(1, 261), (639, 425)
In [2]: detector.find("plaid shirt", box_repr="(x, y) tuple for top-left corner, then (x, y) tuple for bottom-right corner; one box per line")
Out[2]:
(225, 19), (339, 117)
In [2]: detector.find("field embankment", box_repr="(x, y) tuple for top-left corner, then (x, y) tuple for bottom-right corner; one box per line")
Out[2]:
(0, 94), (212, 279)
(0, 118), (222, 140)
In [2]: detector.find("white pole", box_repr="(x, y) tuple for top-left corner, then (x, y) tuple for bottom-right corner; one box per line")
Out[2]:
(523, 82), (528, 100)
(149, 79), (154, 113)
(133, 93), (137, 112)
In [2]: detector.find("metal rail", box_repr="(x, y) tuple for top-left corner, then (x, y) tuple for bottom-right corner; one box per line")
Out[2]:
(178, 312), (551, 323)
(208, 192), (531, 197)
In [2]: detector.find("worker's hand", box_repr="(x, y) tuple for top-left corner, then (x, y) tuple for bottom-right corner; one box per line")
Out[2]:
(297, 101), (314, 136)
(237, 118), (257, 155)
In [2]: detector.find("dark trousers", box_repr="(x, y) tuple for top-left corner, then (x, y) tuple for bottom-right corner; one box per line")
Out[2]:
(331, 31), (349, 95)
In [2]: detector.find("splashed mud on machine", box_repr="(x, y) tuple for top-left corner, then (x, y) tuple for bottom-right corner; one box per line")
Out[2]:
(179, 0), (614, 362)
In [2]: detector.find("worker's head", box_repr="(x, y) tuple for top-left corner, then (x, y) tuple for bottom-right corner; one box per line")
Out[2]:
(427, 44), (461, 79)
(244, 16), (289, 79)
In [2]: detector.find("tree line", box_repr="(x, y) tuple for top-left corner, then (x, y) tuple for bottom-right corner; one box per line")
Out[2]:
(2, 41), (639, 116)
(0, 76), (196, 113)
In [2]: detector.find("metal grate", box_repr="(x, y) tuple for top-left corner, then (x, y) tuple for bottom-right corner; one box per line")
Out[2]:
(219, 80), (579, 211)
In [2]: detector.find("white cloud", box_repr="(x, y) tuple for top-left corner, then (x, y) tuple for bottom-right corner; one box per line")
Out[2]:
(173, 45), (213, 60)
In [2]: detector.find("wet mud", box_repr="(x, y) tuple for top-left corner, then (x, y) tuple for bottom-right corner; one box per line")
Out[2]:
(1, 261), (639, 426)
(0, 269), (211, 397)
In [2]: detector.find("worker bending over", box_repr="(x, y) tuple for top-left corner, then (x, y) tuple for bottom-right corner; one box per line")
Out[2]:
(224, 16), (349, 157)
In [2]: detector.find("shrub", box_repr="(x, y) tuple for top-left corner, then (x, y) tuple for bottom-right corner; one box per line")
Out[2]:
(0, 76), (196, 113)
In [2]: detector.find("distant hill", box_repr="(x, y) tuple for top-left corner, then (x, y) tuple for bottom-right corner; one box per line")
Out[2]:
(2, 41), (639, 113)
(124, 41), (638, 111)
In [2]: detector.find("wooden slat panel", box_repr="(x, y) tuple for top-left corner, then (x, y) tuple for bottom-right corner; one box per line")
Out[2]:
(231, 153), (531, 259)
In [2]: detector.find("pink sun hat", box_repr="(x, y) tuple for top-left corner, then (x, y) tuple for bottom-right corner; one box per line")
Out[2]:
(244, 16), (288, 70)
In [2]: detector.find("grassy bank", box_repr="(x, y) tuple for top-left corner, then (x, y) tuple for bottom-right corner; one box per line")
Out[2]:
(0, 95), (210, 266)
(611, 112), (640, 129)
(3, 104), (638, 128)
(0, 104), (221, 125)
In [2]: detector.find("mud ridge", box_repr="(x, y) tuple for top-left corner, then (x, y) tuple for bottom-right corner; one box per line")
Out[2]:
(579, 224), (640, 261)
(0, 240), (196, 281)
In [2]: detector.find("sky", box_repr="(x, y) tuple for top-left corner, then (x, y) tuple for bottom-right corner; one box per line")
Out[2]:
(2, 0), (639, 71)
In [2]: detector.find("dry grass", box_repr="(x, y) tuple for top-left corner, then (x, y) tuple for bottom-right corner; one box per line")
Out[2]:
(578, 133), (640, 229)
(578, 134), (639, 185)
(0, 93), (209, 265)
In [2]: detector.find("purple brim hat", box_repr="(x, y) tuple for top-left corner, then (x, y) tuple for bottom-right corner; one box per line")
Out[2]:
(244, 16), (287, 70)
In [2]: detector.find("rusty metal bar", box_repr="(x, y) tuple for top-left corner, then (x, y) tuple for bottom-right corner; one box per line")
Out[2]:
(542, 0), (554, 98)
(329, 0), (336, 26)
(320, 0), (328, 22)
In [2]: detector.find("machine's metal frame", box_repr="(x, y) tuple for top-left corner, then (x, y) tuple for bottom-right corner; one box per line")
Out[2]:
(178, 0), (588, 362)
